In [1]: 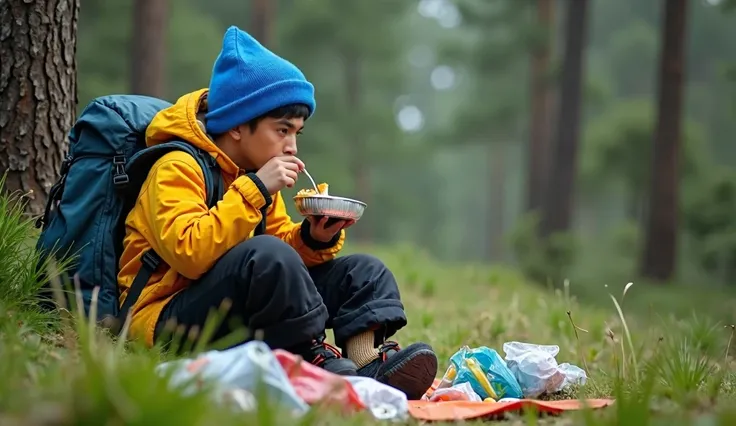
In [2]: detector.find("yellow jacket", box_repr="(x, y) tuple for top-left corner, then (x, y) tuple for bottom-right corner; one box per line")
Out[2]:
(117, 89), (345, 347)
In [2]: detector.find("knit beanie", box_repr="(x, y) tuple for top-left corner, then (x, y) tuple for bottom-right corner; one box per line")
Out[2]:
(205, 26), (316, 135)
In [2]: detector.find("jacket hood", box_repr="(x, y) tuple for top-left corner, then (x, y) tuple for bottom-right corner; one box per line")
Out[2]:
(145, 89), (240, 176)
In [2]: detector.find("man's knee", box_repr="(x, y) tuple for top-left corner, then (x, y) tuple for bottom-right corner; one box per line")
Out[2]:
(233, 235), (302, 266)
(209, 235), (305, 292)
(341, 253), (389, 273)
(342, 254), (398, 290)
(217, 235), (320, 307)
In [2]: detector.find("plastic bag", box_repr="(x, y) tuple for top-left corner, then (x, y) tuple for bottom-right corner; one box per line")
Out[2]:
(215, 387), (258, 412)
(428, 382), (483, 402)
(558, 363), (588, 389)
(273, 349), (366, 414)
(155, 341), (309, 416)
(446, 346), (523, 400)
(344, 376), (409, 421)
(502, 341), (587, 398)
(435, 361), (457, 391)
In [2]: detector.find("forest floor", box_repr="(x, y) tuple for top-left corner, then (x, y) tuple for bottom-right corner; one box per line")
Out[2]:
(2, 188), (736, 425)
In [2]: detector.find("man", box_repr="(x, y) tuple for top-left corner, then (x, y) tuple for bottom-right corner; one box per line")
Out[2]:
(117, 26), (438, 400)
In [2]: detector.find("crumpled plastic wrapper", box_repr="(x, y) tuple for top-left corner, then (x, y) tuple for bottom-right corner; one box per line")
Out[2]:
(344, 376), (409, 421)
(502, 341), (587, 398)
(155, 340), (309, 416)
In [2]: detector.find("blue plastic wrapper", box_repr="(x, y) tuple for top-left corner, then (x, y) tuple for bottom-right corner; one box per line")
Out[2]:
(448, 345), (523, 400)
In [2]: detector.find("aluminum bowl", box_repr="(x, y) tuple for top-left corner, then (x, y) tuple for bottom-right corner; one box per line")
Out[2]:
(294, 194), (367, 221)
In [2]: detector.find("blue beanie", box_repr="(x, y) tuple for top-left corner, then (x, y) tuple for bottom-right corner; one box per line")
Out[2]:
(205, 26), (316, 135)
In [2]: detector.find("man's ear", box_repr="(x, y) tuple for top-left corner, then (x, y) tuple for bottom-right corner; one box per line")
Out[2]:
(228, 126), (242, 141)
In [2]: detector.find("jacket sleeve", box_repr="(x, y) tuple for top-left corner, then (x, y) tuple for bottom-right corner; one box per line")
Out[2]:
(265, 191), (345, 267)
(140, 153), (269, 279)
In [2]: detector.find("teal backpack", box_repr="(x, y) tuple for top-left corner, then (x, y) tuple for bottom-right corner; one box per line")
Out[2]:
(35, 95), (224, 332)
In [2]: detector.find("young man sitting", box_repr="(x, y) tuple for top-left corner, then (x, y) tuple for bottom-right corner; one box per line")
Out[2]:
(117, 26), (438, 399)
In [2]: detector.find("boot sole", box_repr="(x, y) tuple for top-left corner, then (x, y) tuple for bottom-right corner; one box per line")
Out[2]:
(379, 348), (438, 400)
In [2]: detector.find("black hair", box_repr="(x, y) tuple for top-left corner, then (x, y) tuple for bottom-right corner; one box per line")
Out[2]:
(208, 103), (310, 140)
(246, 103), (311, 133)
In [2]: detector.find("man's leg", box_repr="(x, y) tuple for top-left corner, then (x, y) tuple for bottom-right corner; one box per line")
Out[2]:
(309, 253), (438, 399)
(154, 235), (357, 375)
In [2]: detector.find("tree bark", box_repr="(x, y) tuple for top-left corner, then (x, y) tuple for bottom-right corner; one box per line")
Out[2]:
(0, 0), (79, 217)
(251, 0), (275, 47)
(526, 0), (554, 215)
(640, 0), (689, 281)
(131, 0), (169, 97)
(540, 0), (589, 237)
(344, 51), (371, 243)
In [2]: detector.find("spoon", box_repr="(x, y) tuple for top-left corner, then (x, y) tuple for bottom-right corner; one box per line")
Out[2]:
(301, 167), (322, 194)
(301, 167), (339, 226)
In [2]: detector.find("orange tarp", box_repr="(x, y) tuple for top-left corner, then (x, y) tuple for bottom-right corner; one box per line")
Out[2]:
(408, 399), (615, 421)
(411, 379), (615, 421)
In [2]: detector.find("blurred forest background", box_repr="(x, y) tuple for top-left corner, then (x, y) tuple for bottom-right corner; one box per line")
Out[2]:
(2, 0), (736, 306)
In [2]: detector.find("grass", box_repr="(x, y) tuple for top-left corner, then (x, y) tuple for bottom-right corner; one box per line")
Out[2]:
(2, 181), (736, 425)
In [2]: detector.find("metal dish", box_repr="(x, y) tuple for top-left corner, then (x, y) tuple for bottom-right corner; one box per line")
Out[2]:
(294, 194), (367, 221)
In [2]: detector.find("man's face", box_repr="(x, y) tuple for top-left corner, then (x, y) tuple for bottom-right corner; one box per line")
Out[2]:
(229, 116), (305, 170)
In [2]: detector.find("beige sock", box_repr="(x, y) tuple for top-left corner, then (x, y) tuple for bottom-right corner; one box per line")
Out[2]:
(345, 330), (380, 368)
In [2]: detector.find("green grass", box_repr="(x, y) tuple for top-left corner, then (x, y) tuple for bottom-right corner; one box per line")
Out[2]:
(2, 181), (736, 425)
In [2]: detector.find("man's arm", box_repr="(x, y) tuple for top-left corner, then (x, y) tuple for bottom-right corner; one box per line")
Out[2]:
(142, 152), (270, 279)
(265, 191), (345, 267)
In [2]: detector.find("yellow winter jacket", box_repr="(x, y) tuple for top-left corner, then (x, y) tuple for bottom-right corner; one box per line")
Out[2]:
(117, 88), (345, 347)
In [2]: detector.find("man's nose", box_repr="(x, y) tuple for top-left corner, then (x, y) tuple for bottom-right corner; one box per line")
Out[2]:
(284, 138), (297, 155)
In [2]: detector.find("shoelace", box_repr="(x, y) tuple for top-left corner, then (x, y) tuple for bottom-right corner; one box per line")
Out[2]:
(378, 341), (401, 362)
(309, 337), (343, 366)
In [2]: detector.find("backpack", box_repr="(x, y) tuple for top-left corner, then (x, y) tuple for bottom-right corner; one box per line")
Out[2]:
(34, 94), (224, 333)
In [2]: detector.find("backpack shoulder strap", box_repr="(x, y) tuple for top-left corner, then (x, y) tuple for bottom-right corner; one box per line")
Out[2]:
(115, 140), (224, 332)
(119, 140), (223, 208)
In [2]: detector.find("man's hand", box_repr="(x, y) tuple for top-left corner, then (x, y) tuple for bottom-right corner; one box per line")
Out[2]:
(255, 156), (306, 194)
(307, 216), (355, 243)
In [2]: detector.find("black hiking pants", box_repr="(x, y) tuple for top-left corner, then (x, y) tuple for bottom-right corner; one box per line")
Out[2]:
(153, 235), (407, 352)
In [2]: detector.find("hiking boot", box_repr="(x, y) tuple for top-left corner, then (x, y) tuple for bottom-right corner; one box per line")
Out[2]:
(305, 336), (358, 376)
(357, 341), (438, 400)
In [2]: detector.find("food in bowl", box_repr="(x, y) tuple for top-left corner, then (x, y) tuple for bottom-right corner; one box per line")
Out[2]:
(293, 182), (366, 222)
(296, 182), (329, 197)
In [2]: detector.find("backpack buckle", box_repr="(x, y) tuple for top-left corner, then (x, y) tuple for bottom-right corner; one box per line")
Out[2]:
(140, 251), (161, 271)
(113, 174), (129, 186)
(112, 155), (128, 187)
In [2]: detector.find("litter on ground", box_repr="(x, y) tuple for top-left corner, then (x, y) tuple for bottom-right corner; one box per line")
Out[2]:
(155, 340), (614, 422)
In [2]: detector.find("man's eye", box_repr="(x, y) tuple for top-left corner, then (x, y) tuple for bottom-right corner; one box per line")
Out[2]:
(278, 128), (288, 135)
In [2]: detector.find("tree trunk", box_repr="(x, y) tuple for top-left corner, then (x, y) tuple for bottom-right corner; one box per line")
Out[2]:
(131, 0), (169, 97)
(526, 0), (555, 215)
(0, 0), (79, 217)
(540, 0), (589, 237)
(251, 0), (275, 47)
(488, 142), (507, 261)
(344, 51), (371, 243)
(640, 0), (689, 281)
